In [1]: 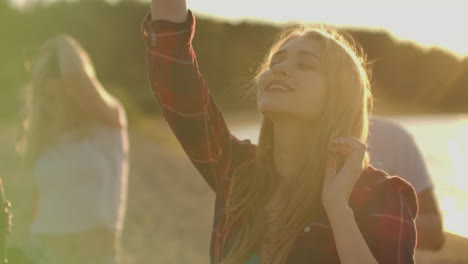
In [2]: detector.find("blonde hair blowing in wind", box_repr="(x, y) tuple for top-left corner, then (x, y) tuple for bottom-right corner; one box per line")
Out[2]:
(222, 24), (373, 264)
(19, 35), (113, 168)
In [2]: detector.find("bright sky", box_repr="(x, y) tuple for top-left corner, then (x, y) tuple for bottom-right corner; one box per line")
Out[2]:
(11, 0), (468, 56)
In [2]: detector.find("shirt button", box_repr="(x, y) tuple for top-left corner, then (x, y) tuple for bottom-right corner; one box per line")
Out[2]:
(304, 226), (311, 232)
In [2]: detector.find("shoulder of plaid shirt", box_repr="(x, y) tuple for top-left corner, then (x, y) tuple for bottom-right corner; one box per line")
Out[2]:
(140, 10), (419, 264)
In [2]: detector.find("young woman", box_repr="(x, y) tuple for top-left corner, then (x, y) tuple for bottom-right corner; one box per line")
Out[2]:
(20, 35), (129, 264)
(141, 1), (418, 263)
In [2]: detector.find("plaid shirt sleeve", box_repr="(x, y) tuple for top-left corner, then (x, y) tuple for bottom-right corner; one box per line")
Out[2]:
(141, 11), (253, 192)
(355, 176), (418, 264)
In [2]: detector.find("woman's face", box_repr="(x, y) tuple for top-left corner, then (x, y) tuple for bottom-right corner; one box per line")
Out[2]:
(39, 78), (70, 129)
(256, 36), (327, 121)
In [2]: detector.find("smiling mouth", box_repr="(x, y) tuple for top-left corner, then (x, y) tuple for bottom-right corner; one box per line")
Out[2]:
(265, 80), (294, 93)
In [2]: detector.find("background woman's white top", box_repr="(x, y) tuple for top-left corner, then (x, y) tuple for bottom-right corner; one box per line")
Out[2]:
(30, 124), (129, 235)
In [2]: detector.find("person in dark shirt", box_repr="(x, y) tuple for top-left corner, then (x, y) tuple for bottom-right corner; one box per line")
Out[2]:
(368, 116), (444, 250)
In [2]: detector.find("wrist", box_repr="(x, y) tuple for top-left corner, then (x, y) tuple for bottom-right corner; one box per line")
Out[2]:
(325, 204), (354, 222)
(322, 195), (348, 211)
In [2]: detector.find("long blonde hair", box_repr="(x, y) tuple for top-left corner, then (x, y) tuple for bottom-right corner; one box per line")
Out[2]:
(19, 37), (93, 168)
(222, 25), (373, 264)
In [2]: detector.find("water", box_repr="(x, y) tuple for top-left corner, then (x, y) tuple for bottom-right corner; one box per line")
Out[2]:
(232, 114), (468, 238)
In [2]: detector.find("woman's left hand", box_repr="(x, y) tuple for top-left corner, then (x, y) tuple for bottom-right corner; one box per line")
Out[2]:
(322, 137), (367, 212)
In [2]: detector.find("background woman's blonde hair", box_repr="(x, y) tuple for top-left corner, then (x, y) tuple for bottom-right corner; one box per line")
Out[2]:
(222, 24), (374, 264)
(18, 36), (94, 168)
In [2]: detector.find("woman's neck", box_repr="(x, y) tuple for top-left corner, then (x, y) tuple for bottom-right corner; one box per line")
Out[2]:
(271, 117), (316, 187)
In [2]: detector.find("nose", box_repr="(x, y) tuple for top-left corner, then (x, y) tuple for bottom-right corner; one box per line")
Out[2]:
(272, 62), (288, 77)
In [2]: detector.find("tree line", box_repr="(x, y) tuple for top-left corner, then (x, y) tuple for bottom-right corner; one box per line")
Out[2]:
(1, 0), (467, 122)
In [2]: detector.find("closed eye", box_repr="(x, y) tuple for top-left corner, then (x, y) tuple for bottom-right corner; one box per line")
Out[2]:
(298, 64), (317, 70)
(269, 59), (282, 68)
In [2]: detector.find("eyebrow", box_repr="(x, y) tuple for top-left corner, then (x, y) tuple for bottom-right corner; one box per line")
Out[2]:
(271, 49), (320, 62)
(297, 50), (320, 60)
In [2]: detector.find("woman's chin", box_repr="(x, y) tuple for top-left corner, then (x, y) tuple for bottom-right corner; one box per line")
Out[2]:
(259, 105), (294, 120)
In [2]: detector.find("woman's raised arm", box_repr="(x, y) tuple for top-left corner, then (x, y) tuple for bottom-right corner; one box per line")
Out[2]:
(142, 3), (254, 192)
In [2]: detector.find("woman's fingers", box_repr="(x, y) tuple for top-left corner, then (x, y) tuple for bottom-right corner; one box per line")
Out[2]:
(324, 137), (367, 207)
(329, 136), (366, 175)
(330, 137), (366, 159)
(328, 145), (353, 157)
(330, 137), (366, 151)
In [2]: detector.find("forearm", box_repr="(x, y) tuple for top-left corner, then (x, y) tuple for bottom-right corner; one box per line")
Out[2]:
(152, 0), (188, 22)
(416, 213), (445, 250)
(142, 11), (238, 191)
(327, 206), (379, 264)
(414, 189), (445, 250)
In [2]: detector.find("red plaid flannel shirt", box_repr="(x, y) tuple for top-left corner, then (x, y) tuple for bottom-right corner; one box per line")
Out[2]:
(141, 11), (418, 264)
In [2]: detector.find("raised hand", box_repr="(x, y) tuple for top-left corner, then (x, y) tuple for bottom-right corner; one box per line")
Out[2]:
(322, 137), (367, 212)
(151, 0), (188, 22)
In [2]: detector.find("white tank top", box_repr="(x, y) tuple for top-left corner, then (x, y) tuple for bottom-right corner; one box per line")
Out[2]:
(30, 124), (129, 234)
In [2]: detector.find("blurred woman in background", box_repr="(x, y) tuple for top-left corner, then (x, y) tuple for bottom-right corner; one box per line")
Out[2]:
(19, 35), (129, 264)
